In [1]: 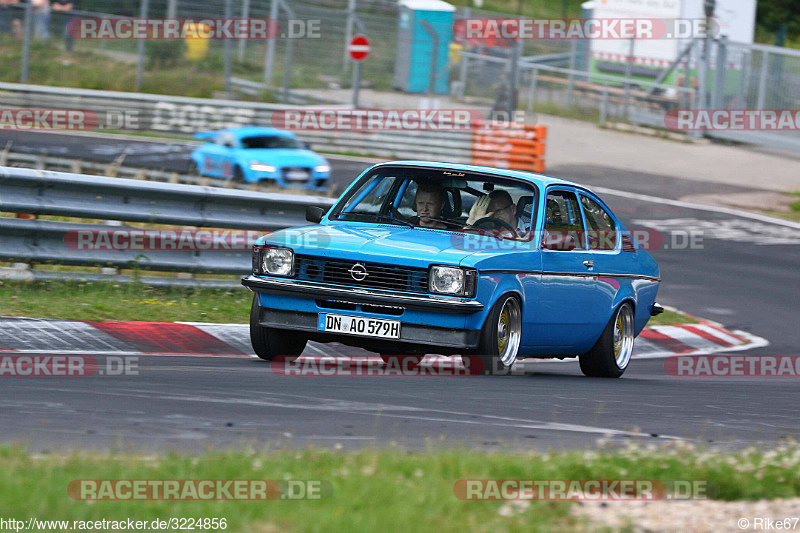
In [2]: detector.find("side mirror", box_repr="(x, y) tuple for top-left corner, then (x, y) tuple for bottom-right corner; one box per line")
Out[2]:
(306, 205), (325, 224)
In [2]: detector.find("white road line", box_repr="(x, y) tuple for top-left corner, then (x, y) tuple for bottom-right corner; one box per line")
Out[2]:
(81, 389), (681, 440)
(591, 185), (800, 229)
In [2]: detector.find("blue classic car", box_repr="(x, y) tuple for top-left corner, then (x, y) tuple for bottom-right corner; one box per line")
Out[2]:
(242, 161), (663, 377)
(190, 126), (331, 190)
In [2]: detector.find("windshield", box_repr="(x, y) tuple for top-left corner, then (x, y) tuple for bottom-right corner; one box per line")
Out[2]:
(330, 166), (536, 238)
(240, 136), (305, 149)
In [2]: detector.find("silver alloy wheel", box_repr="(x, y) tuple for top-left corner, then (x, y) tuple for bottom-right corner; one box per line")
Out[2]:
(497, 297), (522, 367)
(613, 305), (635, 369)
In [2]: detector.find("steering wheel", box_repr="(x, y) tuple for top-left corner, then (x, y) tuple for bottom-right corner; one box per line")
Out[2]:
(473, 216), (516, 233)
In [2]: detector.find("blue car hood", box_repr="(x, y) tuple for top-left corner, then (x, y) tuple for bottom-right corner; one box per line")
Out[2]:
(259, 223), (477, 269)
(239, 149), (325, 168)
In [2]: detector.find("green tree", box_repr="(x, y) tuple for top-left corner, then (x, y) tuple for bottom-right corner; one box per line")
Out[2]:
(757, 0), (800, 37)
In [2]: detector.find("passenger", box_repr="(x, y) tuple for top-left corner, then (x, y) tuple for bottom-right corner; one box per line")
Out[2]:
(465, 190), (528, 234)
(413, 183), (447, 229)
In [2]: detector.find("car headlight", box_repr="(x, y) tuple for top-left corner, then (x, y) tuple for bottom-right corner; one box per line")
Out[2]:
(315, 164), (330, 173)
(260, 246), (294, 276)
(250, 162), (276, 172)
(429, 266), (477, 297)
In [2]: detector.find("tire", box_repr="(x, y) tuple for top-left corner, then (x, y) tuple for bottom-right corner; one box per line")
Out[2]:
(579, 302), (634, 378)
(476, 294), (522, 375)
(232, 165), (245, 182)
(250, 294), (307, 361)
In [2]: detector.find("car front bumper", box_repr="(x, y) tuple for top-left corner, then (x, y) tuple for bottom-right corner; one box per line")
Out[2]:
(253, 306), (480, 350)
(242, 275), (484, 313)
(242, 275), (484, 350)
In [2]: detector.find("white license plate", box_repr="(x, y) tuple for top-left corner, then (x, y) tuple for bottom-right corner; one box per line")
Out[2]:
(317, 313), (400, 339)
(286, 170), (310, 181)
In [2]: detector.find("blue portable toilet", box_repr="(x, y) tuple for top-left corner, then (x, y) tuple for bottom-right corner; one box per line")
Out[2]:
(393, 0), (455, 94)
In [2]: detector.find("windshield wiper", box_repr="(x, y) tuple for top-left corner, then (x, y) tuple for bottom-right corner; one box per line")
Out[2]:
(335, 212), (413, 228)
(375, 215), (414, 228)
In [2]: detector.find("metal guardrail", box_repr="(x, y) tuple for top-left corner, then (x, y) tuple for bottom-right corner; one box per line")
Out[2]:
(0, 82), (475, 163)
(0, 167), (336, 280)
(0, 167), (334, 229)
(0, 150), (320, 193)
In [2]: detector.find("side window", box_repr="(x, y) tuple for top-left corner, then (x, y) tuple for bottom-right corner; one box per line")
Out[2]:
(216, 133), (236, 148)
(581, 195), (617, 250)
(543, 190), (586, 251)
(396, 180), (418, 217)
(342, 176), (397, 214)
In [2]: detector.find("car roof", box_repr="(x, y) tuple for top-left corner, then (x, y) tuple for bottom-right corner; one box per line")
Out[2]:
(373, 160), (580, 189)
(220, 127), (297, 139)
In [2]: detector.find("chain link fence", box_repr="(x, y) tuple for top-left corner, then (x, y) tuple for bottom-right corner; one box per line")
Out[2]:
(2, 1), (800, 150)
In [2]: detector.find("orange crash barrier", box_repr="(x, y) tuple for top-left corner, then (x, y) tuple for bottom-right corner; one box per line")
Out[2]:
(470, 123), (547, 174)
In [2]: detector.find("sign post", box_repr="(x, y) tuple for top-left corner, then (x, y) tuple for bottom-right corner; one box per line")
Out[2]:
(348, 35), (371, 108)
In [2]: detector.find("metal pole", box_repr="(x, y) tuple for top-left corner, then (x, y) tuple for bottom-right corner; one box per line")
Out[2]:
(135, 0), (149, 91)
(166, 0), (177, 18)
(20, 2), (33, 83)
(527, 68), (538, 112)
(737, 49), (749, 108)
(351, 61), (362, 108)
(342, 0), (356, 79)
(264, 0), (279, 84)
(698, 31), (711, 113)
(458, 7), (470, 91)
(683, 40), (692, 109)
(238, 0), (250, 62)
(283, 33), (293, 101)
(623, 37), (634, 118)
(427, 34), (438, 95)
(756, 50), (769, 109)
(566, 38), (577, 107)
(600, 82), (609, 124)
(689, 45), (702, 139)
(712, 36), (727, 109)
(459, 48), (468, 88)
(508, 28), (521, 113)
(223, 0), (233, 93)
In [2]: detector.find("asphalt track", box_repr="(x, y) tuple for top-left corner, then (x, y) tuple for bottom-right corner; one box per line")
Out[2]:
(1, 131), (799, 453)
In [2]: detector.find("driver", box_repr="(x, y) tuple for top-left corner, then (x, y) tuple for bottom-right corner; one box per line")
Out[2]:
(465, 190), (528, 234)
(414, 183), (448, 229)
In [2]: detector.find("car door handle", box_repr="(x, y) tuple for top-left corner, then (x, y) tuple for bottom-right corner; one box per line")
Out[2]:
(583, 260), (594, 268)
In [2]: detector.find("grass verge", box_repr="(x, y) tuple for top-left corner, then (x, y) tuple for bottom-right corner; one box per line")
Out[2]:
(1, 441), (799, 532)
(0, 281), (697, 327)
(763, 192), (800, 222)
(0, 280), (250, 323)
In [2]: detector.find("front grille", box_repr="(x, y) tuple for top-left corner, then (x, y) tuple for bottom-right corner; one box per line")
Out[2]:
(282, 167), (312, 182)
(295, 255), (429, 294)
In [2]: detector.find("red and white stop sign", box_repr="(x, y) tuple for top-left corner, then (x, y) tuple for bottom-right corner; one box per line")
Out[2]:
(348, 35), (371, 62)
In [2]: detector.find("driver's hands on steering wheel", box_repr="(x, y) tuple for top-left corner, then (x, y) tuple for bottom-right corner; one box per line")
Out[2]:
(466, 195), (491, 226)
